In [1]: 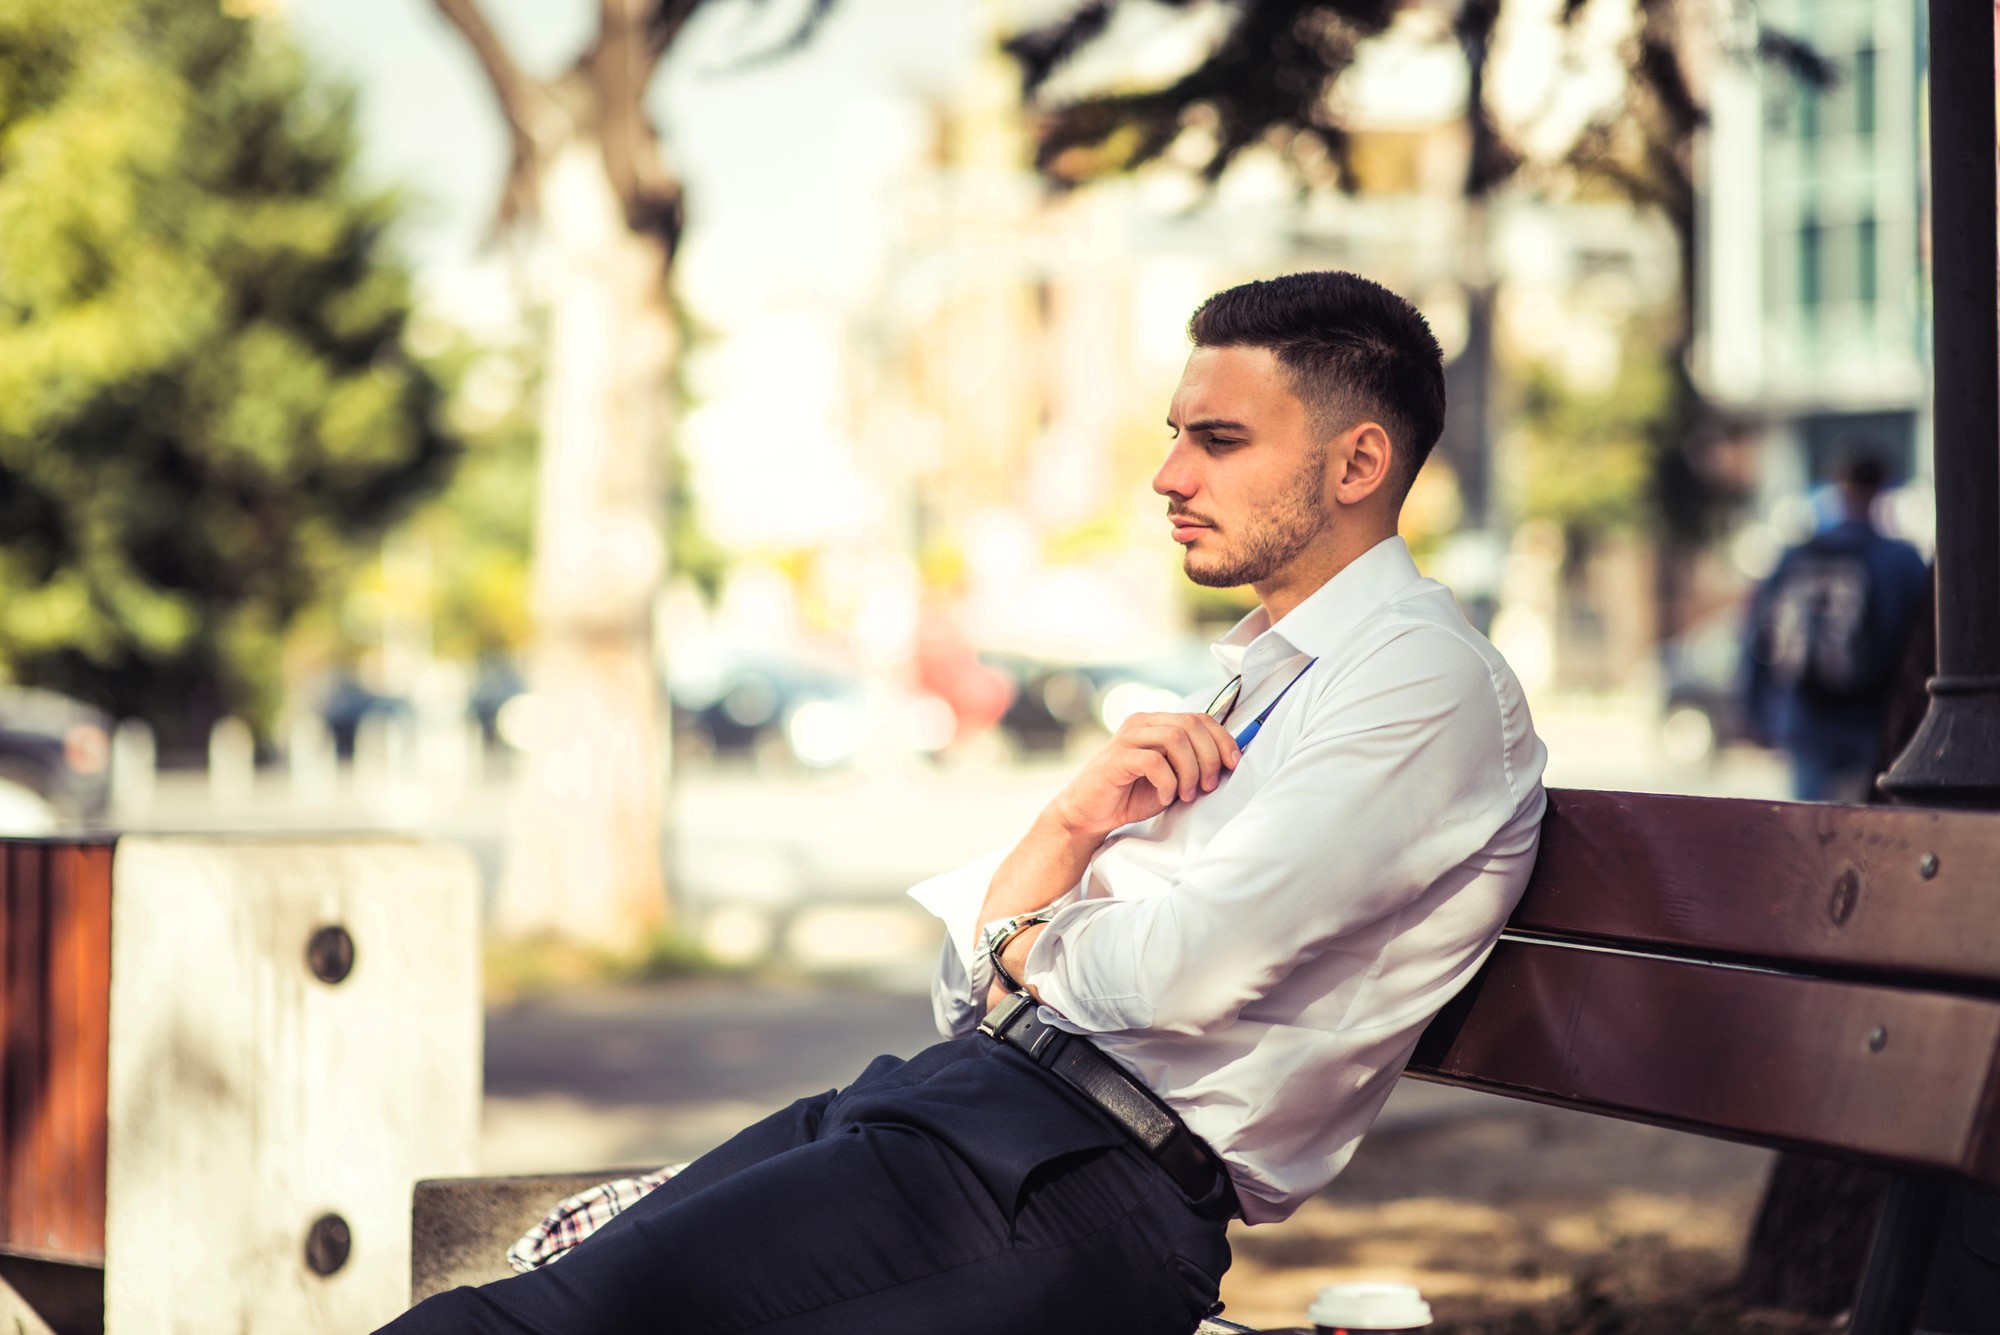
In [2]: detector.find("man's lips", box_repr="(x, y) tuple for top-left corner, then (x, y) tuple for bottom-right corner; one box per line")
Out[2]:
(1169, 516), (1212, 544)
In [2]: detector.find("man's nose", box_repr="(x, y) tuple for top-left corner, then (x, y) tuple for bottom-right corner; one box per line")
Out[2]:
(1152, 440), (1197, 500)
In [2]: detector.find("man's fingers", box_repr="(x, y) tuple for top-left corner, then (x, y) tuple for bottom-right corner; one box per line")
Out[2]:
(1201, 714), (1243, 770)
(1137, 751), (1177, 806)
(1125, 712), (1243, 770)
(1159, 719), (1224, 793)
(1131, 725), (1206, 801)
(1181, 717), (1229, 790)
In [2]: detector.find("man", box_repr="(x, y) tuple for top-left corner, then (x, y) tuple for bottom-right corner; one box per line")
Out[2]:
(383, 272), (1547, 1335)
(1744, 452), (1928, 802)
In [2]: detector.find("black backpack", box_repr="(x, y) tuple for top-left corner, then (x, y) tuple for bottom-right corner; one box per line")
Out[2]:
(1762, 535), (1895, 703)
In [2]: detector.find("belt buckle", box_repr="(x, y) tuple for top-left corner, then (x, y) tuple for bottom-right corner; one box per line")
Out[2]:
(978, 991), (1034, 1040)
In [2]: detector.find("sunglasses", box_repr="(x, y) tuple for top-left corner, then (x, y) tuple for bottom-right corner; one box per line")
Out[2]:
(1205, 658), (1317, 750)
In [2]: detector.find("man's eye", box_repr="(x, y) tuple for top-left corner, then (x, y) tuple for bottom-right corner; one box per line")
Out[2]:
(1203, 438), (1242, 450)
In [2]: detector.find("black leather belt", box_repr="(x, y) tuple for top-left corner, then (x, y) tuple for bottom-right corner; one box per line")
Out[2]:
(978, 992), (1239, 1219)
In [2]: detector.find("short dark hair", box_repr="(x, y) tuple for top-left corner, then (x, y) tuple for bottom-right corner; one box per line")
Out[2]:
(1188, 272), (1447, 497)
(1839, 449), (1890, 493)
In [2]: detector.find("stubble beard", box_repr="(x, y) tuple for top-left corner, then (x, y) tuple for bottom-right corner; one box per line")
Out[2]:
(1182, 440), (1331, 589)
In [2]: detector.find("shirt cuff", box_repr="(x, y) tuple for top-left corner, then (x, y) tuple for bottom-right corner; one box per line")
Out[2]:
(907, 848), (1006, 986)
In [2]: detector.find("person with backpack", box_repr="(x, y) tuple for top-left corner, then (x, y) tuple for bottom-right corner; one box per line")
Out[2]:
(1743, 452), (1930, 802)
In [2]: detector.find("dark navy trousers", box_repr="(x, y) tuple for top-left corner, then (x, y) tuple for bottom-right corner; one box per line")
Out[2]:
(381, 1034), (1233, 1335)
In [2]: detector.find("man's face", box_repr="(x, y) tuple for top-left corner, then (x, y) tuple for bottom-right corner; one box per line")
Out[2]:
(1156, 345), (1334, 590)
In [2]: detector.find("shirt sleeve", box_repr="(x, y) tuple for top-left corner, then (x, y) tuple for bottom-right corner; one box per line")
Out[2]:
(1023, 627), (1526, 1038)
(907, 850), (1004, 1038)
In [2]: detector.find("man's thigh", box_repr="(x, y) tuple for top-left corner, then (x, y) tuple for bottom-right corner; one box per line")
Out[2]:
(385, 1127), (1220, 1335)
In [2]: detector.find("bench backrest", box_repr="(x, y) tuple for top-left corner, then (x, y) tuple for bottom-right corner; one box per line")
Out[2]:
(1407, 789), (2000, 1186)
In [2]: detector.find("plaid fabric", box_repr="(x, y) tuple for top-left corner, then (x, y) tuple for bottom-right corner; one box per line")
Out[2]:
(506, 1165), (685, 1273)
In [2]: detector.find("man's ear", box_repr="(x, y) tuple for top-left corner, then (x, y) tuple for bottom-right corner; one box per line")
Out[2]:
(1333, 422), (1395, 505)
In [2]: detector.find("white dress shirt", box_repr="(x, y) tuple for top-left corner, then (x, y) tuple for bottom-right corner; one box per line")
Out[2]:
(909, 535), (1547, 1223)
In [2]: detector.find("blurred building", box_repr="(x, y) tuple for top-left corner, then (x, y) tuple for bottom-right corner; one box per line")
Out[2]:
(1701, 0), (1932, 516)
(866, 17), (1679, 689)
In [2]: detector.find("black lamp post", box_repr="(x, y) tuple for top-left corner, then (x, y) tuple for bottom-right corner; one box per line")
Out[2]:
(1878, 0), (2000, 807)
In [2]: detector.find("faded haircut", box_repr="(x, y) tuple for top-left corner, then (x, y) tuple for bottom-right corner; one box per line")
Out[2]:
(1188, 272), (1447, 497)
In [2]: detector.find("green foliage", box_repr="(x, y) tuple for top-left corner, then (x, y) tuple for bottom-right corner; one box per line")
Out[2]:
(1006, 1), (1402, 191)
(0, 0), (455, 746)
(1512, 346), (1668, 533)
(344, 329), (537, 663)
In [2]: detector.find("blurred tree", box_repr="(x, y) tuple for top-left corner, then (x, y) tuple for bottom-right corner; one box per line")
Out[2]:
(397, 333), (539, 664)
(1514, 343), (1668, 535)
(0, 0), (455, 754)
(1003, 0), (1832, 638)
(430, 0), (830, 946)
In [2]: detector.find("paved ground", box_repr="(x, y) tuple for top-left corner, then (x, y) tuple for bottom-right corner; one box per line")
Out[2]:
(480, 977), (1510, 1174)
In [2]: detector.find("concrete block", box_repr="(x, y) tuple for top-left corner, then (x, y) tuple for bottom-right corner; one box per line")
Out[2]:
(104, 838), (480, 1335)
(409, 1172), (651, 1302)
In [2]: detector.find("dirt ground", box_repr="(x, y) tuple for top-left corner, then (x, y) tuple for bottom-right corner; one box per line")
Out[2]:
(1218, 1103), (1838, 1334)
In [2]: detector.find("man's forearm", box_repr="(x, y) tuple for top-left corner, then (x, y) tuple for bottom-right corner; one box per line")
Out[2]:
(971, 707), (1237, 1012)
(977, 806), (1102, 1009)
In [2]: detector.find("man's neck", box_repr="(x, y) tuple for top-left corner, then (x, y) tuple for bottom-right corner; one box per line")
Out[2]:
(1253, 521), (1397, 623)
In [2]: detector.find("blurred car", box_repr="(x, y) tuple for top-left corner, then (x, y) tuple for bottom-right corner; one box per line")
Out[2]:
(468, 656), (527, 747)
(669, 645), (869, 769)
(1660, 609), (1754, 766)
(0, 686), (112, 827)
(985, 643), (1230, 754)
(319, 672), (411, 762)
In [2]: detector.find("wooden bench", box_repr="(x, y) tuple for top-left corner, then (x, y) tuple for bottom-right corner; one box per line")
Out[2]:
(411, 786), (2000, 1333)
(1406, 788), (2000, 1334)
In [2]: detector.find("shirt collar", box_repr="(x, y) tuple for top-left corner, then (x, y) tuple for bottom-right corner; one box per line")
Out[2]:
(1210, 536), (1425, 675)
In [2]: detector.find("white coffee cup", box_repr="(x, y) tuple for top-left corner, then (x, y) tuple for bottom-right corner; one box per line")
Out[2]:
(1307, 1280), (1432, 1333)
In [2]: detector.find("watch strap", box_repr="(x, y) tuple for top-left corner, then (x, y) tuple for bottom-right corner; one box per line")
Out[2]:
(985, 907), (1057, 994)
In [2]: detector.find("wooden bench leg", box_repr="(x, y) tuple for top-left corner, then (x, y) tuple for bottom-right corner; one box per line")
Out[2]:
(1849, 1173), (1948, 1335)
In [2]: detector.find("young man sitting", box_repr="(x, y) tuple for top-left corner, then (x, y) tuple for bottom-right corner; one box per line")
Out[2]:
(382, 270), (1547, 1335)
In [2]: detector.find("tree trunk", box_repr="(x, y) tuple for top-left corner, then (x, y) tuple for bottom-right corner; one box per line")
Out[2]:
(492, 122), (675, 947)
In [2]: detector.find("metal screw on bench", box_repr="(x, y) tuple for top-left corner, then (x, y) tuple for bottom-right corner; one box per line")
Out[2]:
(1867, 1026), (1888, 1053)
(307, 924), (355, 984)
(304, 1212), (351, 1276)
(1918, 852), (1939, 880)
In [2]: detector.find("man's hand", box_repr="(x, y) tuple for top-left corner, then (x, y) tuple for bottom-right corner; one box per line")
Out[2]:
(1048, 711), (1242, 841)
(973, 711), (1240, 1015)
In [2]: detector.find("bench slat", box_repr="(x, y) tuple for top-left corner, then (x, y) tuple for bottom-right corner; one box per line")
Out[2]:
(1518, 791), (2000, 988)
(1409, 938), (2000, 1185)
(0, 842), (112, 1267)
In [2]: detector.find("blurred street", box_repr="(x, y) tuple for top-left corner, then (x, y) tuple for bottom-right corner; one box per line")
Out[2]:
(117, 687), (1792, 1173)
(105, 689), (1791, 1331)
(114, 689), (1788, 995)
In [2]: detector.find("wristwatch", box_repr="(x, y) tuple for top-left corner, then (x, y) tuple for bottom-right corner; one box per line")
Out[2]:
(982, 907), (1059, 994)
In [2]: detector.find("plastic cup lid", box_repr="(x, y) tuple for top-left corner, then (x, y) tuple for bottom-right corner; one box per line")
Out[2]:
(1306, 1281), (1433, 1329)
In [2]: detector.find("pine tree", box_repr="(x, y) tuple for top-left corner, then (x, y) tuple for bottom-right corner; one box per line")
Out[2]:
(0, 0), (456, 751)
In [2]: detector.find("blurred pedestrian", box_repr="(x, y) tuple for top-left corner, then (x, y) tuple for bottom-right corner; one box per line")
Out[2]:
(1743, 452), (1929, 802)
